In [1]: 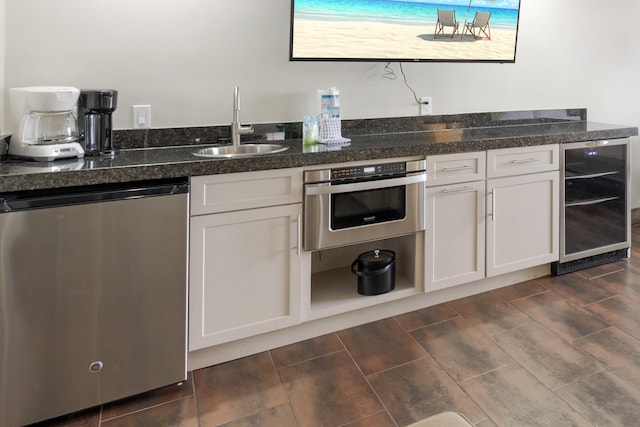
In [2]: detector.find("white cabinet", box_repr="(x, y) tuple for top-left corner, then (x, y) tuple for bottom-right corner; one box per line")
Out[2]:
(426, 145), (560, 291)
(486, 171), (559, 276)
(426, 152), (486, 291)
(189, 169), (303, 350)
(486, 145), (559, 277)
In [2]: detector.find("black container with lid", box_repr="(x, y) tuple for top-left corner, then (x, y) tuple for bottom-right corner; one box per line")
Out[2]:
(351, 249), (396, 296)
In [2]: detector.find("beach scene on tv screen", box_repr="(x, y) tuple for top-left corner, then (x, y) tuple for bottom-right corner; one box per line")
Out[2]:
(291, 0), (520, 61)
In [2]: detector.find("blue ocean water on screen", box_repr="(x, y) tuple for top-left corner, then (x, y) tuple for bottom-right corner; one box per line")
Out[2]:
(294, 0), (520, 29)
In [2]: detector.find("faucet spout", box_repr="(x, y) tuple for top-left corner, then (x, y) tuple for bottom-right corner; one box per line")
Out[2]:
(231, 86), (254, 146)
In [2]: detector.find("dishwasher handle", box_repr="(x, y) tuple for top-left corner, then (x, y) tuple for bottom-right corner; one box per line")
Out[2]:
(0, 179), (189, 212)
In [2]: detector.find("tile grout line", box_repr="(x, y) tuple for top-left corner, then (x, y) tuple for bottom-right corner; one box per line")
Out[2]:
(266, 349), (299, 427)
(100, 395), (195, 424)
(334, 331), (401, 427)
(397, 313), (463, 333)
(269, 348), (347, 371)
(395, 316), (495, 426)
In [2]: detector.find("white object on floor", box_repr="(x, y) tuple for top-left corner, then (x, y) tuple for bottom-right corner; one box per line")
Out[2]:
(406, 411), (474, 427)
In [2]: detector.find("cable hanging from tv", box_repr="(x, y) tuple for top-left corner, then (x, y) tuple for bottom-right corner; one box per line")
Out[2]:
(384, 62), (421, 106)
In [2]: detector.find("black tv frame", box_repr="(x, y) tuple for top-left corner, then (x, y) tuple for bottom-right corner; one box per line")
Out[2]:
(289, 0), (521, 63)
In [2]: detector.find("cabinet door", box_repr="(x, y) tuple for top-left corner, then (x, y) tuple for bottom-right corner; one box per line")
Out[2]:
(189, 204), (302, 350)
(426, 181), (486, 291)
(486, 171), (559, 277)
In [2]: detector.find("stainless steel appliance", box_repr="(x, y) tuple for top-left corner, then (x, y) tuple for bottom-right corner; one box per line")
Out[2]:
(78, 89), (118, 157)
(8, 86), (85, 161)
(0, 179), (189, 427)
(304, 159), (426, 250)
(553, 139), (630, 274)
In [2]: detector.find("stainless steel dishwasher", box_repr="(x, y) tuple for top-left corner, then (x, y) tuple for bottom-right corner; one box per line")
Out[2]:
(0, 178), (189, 427)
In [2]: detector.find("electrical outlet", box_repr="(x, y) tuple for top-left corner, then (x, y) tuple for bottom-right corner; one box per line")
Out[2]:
(132, 105), (151, 129)
(420, 97), (432, 115)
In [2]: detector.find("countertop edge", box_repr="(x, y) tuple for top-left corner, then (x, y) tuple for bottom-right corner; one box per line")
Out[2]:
(0, 122), (637, 193)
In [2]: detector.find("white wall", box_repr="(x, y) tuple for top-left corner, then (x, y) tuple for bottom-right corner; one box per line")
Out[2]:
(0, 0), (6, 134)
(3, 0), (640, 203)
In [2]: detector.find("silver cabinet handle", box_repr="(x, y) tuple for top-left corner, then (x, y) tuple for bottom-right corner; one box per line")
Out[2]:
(442, 186), (475, 194)
(441, 165), (473, 172)
(296, 214), (301, 255)
(488, 190), (495, 221)
(511, 158), (540, 164)
(492, 190), (496, 222)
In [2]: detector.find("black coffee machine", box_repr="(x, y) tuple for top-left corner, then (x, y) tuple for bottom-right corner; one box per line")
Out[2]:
(78, 89), (118, 157)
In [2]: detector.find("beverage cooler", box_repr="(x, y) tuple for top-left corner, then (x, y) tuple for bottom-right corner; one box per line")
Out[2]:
(553, 139), (630, 274)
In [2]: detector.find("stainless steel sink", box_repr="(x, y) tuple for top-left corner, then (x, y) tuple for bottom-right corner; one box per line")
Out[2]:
(193, 144), (288, 158)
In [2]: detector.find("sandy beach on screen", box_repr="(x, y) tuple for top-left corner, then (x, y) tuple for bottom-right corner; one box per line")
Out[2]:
(293, 18), (517, 61)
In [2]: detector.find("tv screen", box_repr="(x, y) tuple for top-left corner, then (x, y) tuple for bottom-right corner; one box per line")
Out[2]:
(290, 0), (521, 63)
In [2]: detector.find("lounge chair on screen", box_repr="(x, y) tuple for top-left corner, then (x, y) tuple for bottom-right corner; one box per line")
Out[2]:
(464, 11), (492, 40)
(434, 9), (459, 38)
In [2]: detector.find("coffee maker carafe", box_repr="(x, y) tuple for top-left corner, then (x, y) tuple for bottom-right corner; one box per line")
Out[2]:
(78, 89), (118, 157)
(9, 86), (84, 161)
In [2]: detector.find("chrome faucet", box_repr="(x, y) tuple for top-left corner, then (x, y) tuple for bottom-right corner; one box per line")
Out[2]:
(231, 86), (254, 146)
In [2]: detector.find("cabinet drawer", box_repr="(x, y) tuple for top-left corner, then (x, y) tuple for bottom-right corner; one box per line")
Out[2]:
(190, 168), (303, 215)
(487, 145), (559, 178)
(426, 151), (486, 186)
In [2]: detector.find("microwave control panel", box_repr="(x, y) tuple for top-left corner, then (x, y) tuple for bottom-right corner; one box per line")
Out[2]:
(331, 162), (406, 180)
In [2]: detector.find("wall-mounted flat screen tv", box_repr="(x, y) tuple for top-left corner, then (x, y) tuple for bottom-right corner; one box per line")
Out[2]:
(290, 0), (521, 63)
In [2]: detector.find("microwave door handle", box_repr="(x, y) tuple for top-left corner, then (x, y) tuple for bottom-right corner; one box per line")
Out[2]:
(305, 173), (426, 195)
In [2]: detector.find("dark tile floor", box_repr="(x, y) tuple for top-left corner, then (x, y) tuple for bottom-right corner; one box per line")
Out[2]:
(35, 228), (640, 427)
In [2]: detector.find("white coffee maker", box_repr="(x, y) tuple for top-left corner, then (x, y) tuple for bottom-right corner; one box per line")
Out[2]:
(9, 86), (85, 161)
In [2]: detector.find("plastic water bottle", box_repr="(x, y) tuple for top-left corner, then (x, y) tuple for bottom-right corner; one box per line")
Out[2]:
(319, 87), (340, 119)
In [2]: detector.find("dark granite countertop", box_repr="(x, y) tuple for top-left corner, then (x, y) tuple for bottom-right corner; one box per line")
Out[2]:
(0, 110), (637, 193)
